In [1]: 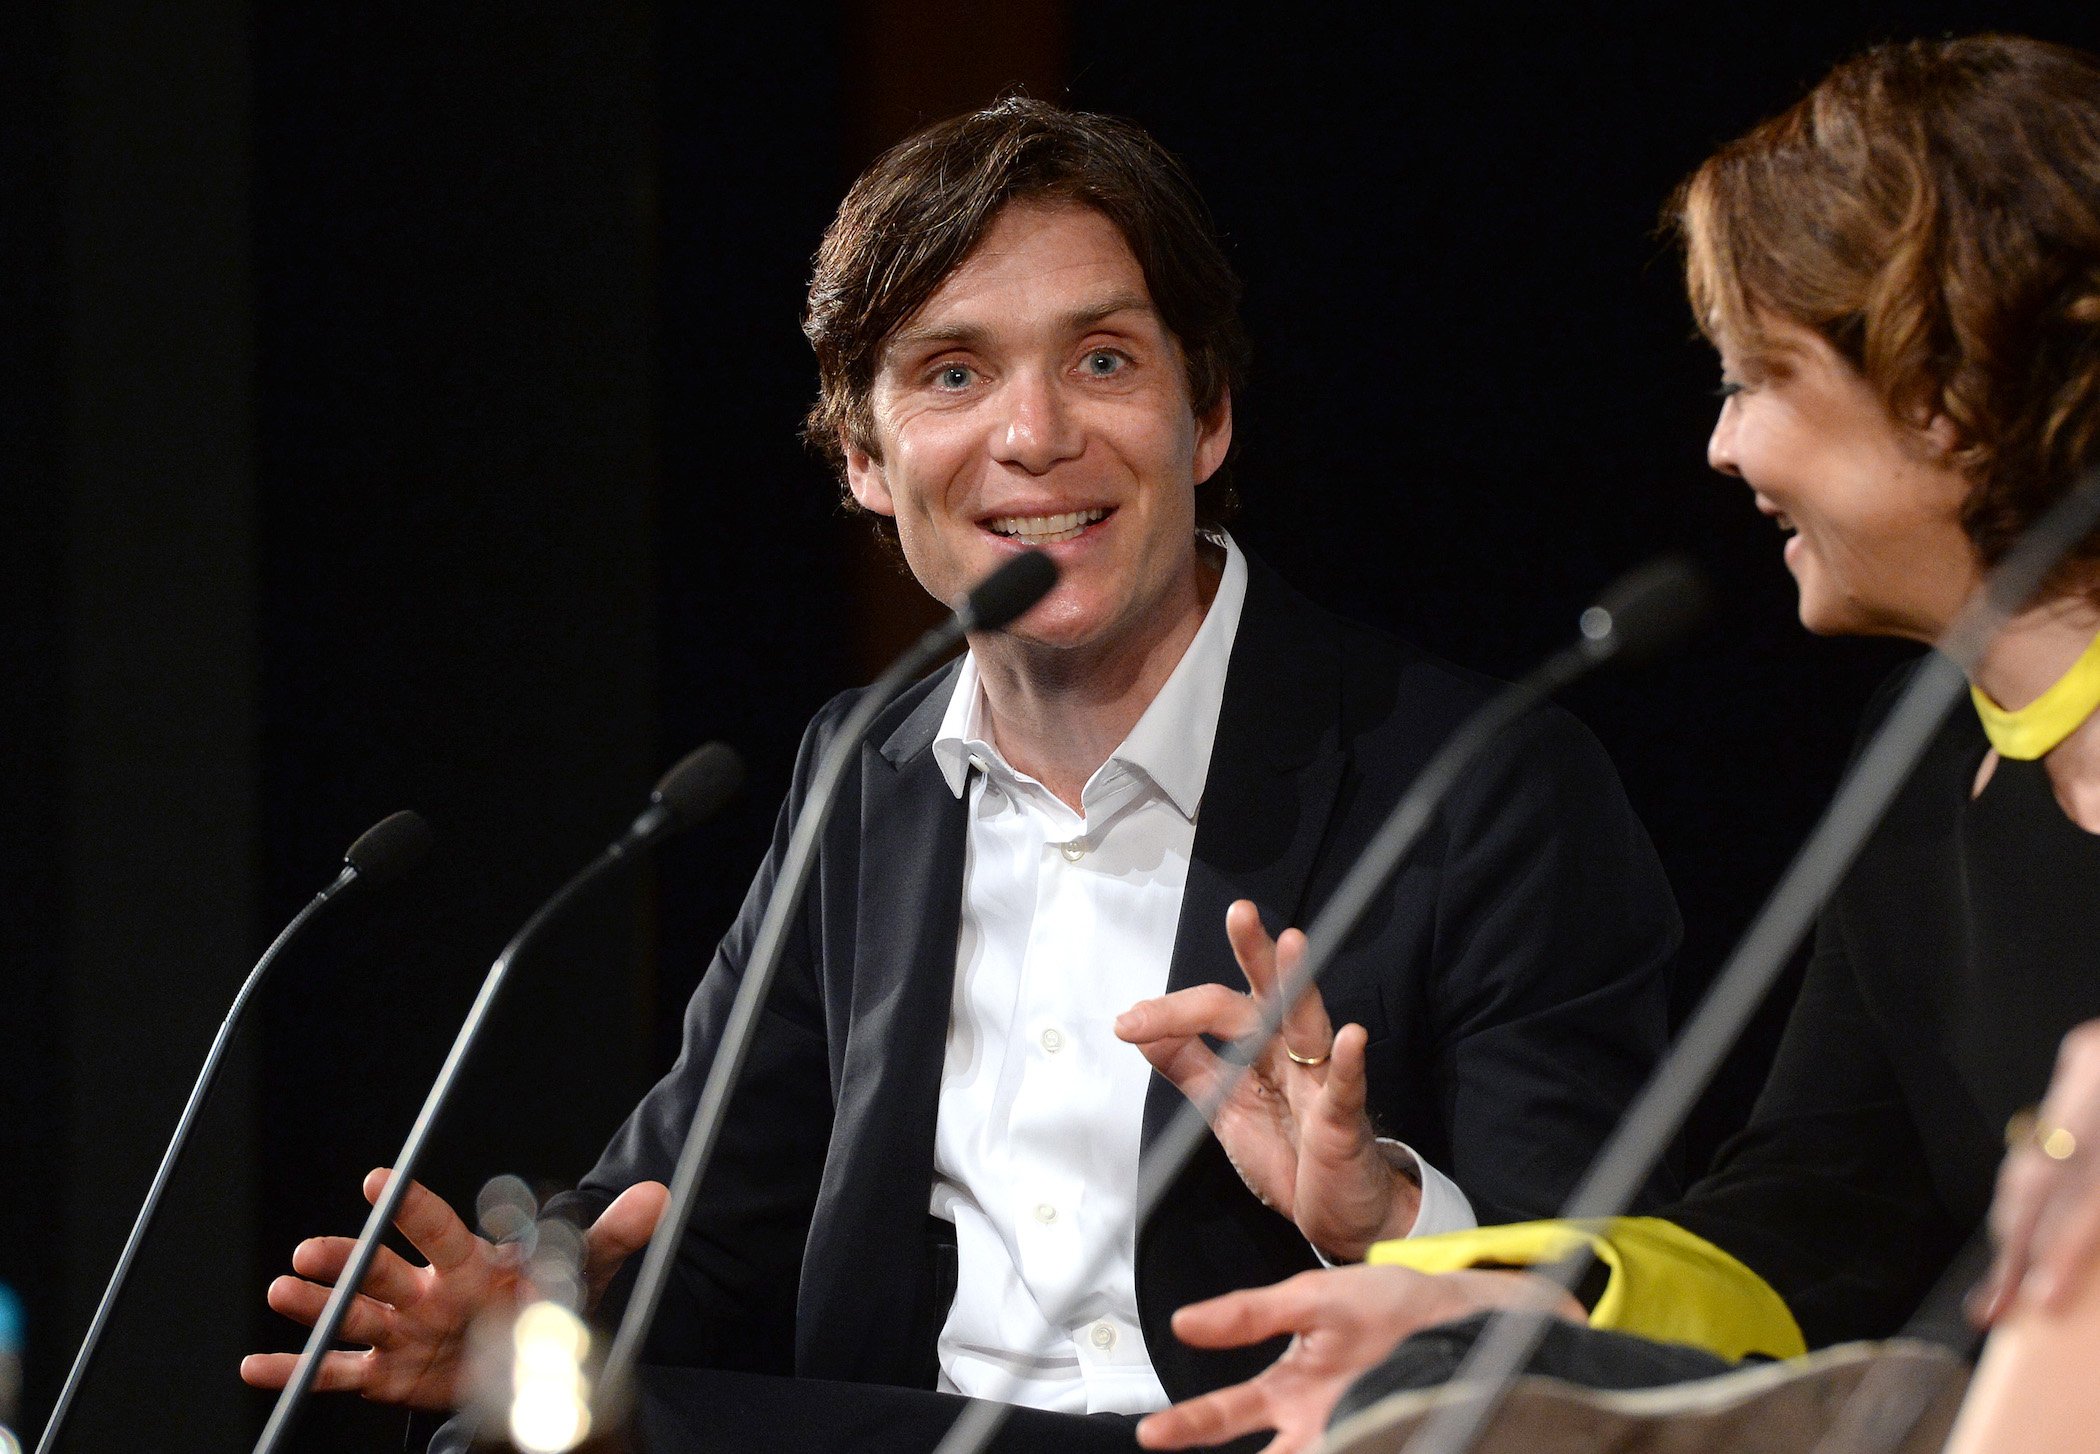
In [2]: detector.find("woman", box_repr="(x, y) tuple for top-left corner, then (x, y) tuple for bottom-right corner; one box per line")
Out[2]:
(1123, 32), (2100, 1454)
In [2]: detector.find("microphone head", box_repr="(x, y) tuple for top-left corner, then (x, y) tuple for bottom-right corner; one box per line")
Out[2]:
(957, 551), (1059, 634)
(1578, 555), (1712, 668)
(343, 810), (434, 888)
(648, 741), (745, 831)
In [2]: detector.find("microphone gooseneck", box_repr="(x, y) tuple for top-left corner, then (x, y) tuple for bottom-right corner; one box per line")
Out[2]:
(1401, 464), (2100, 1454)
(929, 557), (1711, 1454)
(597, 551), (1058, 1411)
(251, 750), (743, 1454)
(35, 810), (433, 1454)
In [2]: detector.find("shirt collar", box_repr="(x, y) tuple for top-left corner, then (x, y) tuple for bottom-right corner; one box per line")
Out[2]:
(931, 533), (1248, 822)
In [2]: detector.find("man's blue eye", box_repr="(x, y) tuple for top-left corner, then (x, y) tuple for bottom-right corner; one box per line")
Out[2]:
(1084, 351), (1122, 375)
(937, 366), (972, 389)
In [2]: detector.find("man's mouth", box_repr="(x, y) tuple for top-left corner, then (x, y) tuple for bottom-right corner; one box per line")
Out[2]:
(985, 507), (1110, 545)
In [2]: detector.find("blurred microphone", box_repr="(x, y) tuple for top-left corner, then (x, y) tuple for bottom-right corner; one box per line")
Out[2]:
(253, 745), (743, 1454)
(930, 555), (1712, 1454)
(34, 810), (434, 1454)
(1403, 465), (2100, 1454)
(597, 551), (1059, 1411)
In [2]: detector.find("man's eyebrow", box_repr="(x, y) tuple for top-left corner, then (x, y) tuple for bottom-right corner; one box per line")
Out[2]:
(880, 293), (1160, 363)
(1062, 292), (1157, 331)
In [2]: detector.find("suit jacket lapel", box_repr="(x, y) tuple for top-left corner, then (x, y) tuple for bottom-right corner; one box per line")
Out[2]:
(798, 669), (969, 1382)
(1143, 558), (1350, 1150)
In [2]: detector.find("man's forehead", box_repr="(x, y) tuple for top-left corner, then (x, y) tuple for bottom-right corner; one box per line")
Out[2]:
(878, 202), (1161, 352)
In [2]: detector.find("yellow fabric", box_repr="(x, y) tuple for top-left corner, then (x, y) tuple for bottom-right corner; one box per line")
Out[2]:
(1970, 628), (2100, 760)
(1366, 1216), (1807, 1363)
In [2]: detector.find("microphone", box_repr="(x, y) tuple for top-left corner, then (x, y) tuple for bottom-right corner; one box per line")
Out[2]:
(929, 556), (1712, 1454)
(596, 551), (1060, 1409)
(33, 810), (434, 1454)
(1400, 464), (2100, 1454)
(252, 745), (744, 1454)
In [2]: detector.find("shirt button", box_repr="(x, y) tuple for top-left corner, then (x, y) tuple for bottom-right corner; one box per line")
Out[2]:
(1034, 1202), (1058, 1225)
(1088, 1321), (1117, 1351)
(1040, 1027), (1065, 1054)
(1058, 840), (1085, 862)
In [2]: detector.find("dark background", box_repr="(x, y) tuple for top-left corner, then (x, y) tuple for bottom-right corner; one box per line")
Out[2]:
(5, 4), (2096, 1450)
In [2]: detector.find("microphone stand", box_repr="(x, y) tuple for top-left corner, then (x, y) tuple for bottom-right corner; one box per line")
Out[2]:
(35, 811), (432, 1454)
(1398, 464), (2100, 1454)
(596, 551), (1056, 1413)
(253, 749), (739, 1454)
(929, 558), (1709, 1454)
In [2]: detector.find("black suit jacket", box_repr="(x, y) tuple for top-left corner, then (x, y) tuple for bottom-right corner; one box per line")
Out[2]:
(573, 555), (1680, 1401)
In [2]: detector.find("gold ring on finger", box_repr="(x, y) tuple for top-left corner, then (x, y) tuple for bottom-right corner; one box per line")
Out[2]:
(1284, 1043), (1332, 1067)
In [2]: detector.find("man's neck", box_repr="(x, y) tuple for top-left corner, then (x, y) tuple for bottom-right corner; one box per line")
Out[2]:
(971, 547), (1223, 810)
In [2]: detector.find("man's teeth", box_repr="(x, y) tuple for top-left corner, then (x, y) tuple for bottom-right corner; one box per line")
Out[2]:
(988, 508), (1107, 544)
(1776, 513), (1796, 533)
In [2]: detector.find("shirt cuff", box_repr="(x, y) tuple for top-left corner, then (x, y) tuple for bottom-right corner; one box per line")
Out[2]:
(1308, 1139), (1477, 1266)
(1383, 1139), (1477, 1238)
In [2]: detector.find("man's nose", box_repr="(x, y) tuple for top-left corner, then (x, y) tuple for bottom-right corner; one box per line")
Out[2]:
(992, 372), (1084, 474)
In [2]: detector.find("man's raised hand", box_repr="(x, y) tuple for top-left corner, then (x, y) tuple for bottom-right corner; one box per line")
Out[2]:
(239, 1169), (667, 1410)
(1114, 899), (1419, 1261)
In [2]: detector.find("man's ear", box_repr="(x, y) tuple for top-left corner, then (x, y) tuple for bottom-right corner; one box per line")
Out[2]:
(1193, 389), (1234, 487)
(844, 430), (897, 516)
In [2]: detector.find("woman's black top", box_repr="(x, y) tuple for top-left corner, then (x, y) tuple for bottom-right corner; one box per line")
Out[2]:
(1669, 679), (2100, 1348)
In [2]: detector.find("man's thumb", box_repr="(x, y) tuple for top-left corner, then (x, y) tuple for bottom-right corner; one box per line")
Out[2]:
(588, 1180), (670, 1270)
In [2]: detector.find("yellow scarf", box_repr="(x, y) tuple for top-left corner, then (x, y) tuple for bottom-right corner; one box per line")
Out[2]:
(1971, 628), (2100, 760)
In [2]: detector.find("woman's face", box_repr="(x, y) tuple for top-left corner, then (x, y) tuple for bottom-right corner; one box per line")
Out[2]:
(1708, 316), (1984, 640)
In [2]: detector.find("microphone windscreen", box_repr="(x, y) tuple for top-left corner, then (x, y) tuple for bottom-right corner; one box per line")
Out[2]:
(343, 809), (435, 888)
(1579, 554), (1711, 667)
(650, 741), (745, 828)
(959, 551), (1058, 633)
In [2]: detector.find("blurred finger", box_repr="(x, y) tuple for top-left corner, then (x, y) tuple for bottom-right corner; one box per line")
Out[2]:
(291, 1237), (420, 1307)
(366, 1168), (479, 1273)
(1172, 1272), (1330, 1349)
(239, 1349), (371, 1394)
(266, 1276), (395, 1347)
(1136, 1381), (1271, 1449)
(589, 1180), (670, 1271)
(2025, 1170), (2100, 1308)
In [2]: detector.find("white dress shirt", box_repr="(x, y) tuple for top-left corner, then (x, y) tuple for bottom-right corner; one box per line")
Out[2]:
(926, 535), (1473, 1415)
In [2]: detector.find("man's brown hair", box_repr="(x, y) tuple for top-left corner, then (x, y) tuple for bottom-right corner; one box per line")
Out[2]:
(1671, 34), (2100, 580)
(803, 96), (1250, 531)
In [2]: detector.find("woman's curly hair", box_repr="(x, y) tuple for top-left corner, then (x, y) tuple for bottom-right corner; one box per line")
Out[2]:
(1671, 34), (2100, 590)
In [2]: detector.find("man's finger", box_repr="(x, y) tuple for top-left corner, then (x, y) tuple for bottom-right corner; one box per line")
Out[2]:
(1270, 928), (1337, 1062)
(587, 1180), (670, 1275)
(265, 1276), (395, 1347)
(1131, 1033), (1228, 1103)
(2026, 1176), (2100, 1308)
(1136, 1380), (1271, 1449)
(1117, 984), (1262, 1044)
(240, 1350), (371, 1394)
(365, 1167), (479, 1274)
(1171, 1273), (1328, 1349)
(290, 1237), (421, 1307)
(1225, 900), (1280, 998)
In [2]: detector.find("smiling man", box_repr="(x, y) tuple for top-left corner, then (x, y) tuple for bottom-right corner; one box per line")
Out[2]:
(246, 98), (1681, 1451)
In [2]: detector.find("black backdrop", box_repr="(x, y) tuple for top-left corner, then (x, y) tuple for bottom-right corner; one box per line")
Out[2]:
(5, 5), (2097, 1450)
